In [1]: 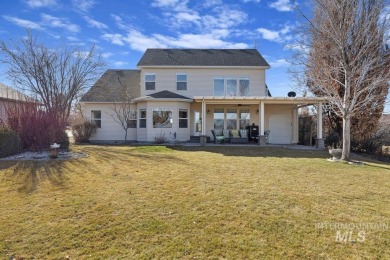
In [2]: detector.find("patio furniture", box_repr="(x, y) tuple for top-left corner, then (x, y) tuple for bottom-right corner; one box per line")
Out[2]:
(211, 130), (225, 144)
(223, 129), (231, 143)
(230, 129), (248, 144)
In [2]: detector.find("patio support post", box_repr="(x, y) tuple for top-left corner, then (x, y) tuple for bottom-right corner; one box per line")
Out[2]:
(316, 102), (325, 149)
(199, 99), (207, 145)
(259, 101), (267, 145)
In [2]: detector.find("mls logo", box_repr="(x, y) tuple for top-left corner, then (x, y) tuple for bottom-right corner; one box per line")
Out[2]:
(335, 230), (365, 243)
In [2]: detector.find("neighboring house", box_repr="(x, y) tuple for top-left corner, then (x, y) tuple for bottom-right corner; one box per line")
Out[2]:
(81, 49), (325, 145)
(0, 82), (30, 125)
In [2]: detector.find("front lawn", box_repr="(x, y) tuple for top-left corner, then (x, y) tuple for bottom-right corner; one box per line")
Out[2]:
(0, 145), (389, 258)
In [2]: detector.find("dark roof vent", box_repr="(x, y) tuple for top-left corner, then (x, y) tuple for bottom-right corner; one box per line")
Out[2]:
(288, 91), (296, 97)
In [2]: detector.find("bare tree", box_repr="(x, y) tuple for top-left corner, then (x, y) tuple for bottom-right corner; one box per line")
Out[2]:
(292, 0), (390, 161)
(109, 77), (135, 141)
(0, 31), (106, 125)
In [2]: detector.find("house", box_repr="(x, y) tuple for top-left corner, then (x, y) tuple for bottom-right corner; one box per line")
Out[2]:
(0, 82), (31, 125)
(81, 49), (325, 146)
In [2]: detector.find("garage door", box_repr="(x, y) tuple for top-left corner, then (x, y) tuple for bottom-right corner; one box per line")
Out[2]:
(268, 114), (292, 144)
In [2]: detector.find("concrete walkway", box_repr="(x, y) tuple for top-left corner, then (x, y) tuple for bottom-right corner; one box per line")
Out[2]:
(180, 142), (321, 150)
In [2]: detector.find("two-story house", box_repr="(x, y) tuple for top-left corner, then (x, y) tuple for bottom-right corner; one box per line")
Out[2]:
(81, 49), (325, 146)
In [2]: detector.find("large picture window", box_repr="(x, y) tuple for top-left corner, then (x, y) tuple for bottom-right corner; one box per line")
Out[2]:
(213, 108), (224, 130)
(226, 109), (237, 130)
(239, 109), (250, 129)
(179, 109), (188, 128)
(177, 73), (187, 90)
(139, 109), (146, 128)
(145, 74), (155, 90)
(153, 108), (172, 128)
(126, 111), (137, 128)
(91, 110), (101, 128)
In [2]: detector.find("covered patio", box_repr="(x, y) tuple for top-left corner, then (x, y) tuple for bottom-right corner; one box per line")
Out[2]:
(192, 96), (327, 148)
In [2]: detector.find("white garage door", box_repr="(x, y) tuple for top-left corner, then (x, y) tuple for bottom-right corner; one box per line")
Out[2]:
(268, 114), (292, 144)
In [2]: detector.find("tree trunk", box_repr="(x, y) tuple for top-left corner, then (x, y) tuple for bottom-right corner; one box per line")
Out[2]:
(341, 116), (351, 161)
(125, 129), (128, 142)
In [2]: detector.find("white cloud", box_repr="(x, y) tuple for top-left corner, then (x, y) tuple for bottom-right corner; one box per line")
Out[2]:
(2, 15), (43, 30)
(26, 0), (57, 8)
(113, 61), (128, 67)
(72, 0), (95, 12)
(257, 24), (294, 42)
(102, 52), (113, 58)
(101, 33), (125, 46)
(203, 0), (222, 8)
(41, 13), (80, 33)
(67, 36), (79, 41)
(269, 0), (293, 12)
(84, 16), (108, 30)
(269, 59), (290, 67)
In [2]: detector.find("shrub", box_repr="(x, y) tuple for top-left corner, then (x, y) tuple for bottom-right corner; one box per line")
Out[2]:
(325, 132), (340, 148)
(72, 121), (97, 143)
(0, 128), (21, 158)
(6, 102), (67, 151)
(154, 131), (167, 144)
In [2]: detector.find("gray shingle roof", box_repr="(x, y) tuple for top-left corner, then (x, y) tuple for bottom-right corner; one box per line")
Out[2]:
(81, 70), (140, 102)
(137, 49), (270, 67)
(148, 90), (191, 100)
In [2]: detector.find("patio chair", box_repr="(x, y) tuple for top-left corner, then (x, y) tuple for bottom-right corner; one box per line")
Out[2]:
(223, 129), (231, 143)
(240, 129), (248, 139)
(230, 130), (240, 139)
(211, 130), (225, 144)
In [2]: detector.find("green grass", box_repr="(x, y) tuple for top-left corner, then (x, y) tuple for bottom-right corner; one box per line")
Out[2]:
(0, 145), (390, 259)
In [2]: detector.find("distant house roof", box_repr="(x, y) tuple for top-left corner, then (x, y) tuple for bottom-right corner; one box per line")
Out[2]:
(137, 49), (270, 67)
(0, 82), (30, 102)
(81, 69), (140, 102)
(148, 90), (191, 100)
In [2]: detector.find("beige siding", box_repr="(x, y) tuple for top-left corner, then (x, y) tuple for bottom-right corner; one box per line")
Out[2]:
(144, 101), (191, 142)
(140, 68), (267, 97)
(84, 103), (138, 141)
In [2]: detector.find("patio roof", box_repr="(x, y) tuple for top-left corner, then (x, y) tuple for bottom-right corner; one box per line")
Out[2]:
(193, 96), (326, 105)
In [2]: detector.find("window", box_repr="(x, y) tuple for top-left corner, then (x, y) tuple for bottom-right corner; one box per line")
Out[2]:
(139, 109), (146, 128)
(214, 78), (224, 96)
(177, 73), (187, 90)
(213, 108), (224, 130)
(226, 78), (237, 96)
(239, 109), (250, 129)
(91, 110), (101, 128)
(145, 74), (155, 90)
(226, 109), (237, 130)
(179, 109), (188, 128)
(239, 78), (250, 96)
(126, 111), (137, 128)
(153, 108), (172, 128)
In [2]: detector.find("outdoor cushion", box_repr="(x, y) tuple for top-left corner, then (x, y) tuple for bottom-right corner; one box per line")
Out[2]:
(240, 129), (248, 138)
(230, 130), (240, 138)
(223, 130), (230, 139)
(215, 130), (223, 136)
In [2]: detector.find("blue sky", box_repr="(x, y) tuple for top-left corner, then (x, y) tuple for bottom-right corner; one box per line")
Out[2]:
(1, 0), (304, 97)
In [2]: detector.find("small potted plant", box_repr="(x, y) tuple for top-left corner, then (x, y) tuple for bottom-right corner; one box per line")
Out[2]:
(50, 143), (60, 159)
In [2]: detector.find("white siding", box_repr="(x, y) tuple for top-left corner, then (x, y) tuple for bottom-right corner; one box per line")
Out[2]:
(84, 103), (138, 141)
(140, 68), (267, 97)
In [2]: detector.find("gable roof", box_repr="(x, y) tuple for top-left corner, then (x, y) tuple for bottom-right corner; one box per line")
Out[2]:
(137, 49), (270, 67)
(148, 90), (191, 100)
(81, 69), (140, 102)
(0, 82), (31, 102)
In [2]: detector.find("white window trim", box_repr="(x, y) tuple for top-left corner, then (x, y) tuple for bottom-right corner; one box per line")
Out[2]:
(145, 73), (156, 90)
(179, 109), (188, 128)
(176, 73), (187, 91)
(91, 110), (101, 128)
(139, 108), (146, 128)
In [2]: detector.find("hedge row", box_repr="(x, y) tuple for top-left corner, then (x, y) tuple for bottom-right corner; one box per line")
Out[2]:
(0, 128), (21, 158)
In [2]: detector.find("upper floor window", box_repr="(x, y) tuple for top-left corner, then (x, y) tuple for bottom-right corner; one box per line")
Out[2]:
(214, 78), (225, 96)
(145, 74), (155, 90)
(214, 77), (250, 96)
(91, 110), (101, 128)
(177, 73), (187, 90)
